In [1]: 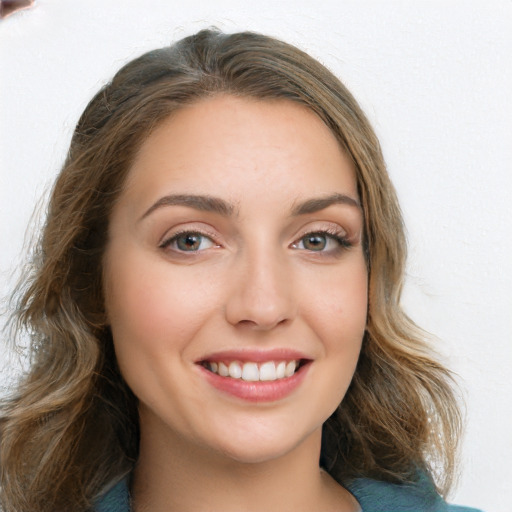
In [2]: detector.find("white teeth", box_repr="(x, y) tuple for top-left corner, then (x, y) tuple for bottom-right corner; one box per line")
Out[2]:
(259, 361), (277, 381)
(228, 361), (242, 379)
(285, 360), (296, 378)
(276, 361), (286, 379)
(241, 362), (259, 381)
(206, 360), (301, 381)
(218, 362), (229, 377)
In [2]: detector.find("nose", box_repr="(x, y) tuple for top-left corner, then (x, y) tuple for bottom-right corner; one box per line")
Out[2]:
(224, 247), (296, 331)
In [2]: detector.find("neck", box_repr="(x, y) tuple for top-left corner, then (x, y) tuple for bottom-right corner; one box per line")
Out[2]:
(131, 419), (359, 512)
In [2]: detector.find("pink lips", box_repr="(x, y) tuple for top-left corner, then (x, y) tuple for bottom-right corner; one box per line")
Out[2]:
(196, 349), (311, 403)
(199, 348), (309, 363)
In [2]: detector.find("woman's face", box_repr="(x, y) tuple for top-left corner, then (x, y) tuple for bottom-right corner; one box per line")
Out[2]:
(103, 95), (368, 464)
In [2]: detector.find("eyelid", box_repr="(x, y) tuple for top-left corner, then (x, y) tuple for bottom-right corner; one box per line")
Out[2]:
(290, 222), (352, 252)
(157, 221), (354, 255)
(158, 225), (221, 250)
(294, 222), (348, 240)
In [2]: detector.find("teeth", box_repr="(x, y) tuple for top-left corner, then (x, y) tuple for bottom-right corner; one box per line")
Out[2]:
(228, 361), (242, 379)
(205, 360), (300, 381)
(259, 361), (277, 381)
(285, 360), (296, 377)
(241, 362), (259, 381)
(218, 362), (229, 377)
(276, 361), (286, 379)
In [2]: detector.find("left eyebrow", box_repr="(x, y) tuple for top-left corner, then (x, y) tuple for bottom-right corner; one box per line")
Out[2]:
(291, 193), (361, 216)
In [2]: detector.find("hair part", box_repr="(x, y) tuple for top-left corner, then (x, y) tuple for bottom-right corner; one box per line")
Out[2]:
(1, 28), (461, 512)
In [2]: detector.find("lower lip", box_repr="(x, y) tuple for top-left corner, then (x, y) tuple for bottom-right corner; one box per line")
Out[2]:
(198, 363), (310, 403)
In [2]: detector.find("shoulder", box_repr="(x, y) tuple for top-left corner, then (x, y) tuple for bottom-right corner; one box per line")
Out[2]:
(94, 477), (130, 512)
(344, 473), (484, 512)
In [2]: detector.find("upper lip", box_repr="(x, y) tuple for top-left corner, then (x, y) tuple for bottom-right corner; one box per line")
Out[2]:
(196, 348), (312, 364)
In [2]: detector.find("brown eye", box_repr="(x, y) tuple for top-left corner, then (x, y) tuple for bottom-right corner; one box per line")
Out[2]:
(161, 232), (215, 252)
(302, 234), (327, 251)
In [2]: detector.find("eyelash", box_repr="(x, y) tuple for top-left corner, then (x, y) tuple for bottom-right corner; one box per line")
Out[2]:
(292, 228), (352, 254)
(159, 229), (219, 253)
(159, 228), (352, 254)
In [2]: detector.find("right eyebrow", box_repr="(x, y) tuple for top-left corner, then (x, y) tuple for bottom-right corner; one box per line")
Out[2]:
(139, 194), (236, 221)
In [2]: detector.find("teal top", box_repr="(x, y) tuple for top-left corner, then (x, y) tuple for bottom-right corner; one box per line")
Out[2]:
(94, 473), (483, 512)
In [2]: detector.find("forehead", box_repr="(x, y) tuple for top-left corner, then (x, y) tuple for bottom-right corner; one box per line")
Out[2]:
(121, 95), (358, 210)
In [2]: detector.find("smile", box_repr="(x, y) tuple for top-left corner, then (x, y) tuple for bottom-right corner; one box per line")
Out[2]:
(197, 351), (312, 402)
(202, 360), (301, 381)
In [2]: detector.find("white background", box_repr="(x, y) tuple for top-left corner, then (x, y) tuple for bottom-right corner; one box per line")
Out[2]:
(1, 1), (511, 511)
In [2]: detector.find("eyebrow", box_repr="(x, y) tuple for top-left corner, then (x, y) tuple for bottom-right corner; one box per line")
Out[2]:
(291, 193), (361, 215)
(140, 191), (360, 221)
(140, 194), (236, 220)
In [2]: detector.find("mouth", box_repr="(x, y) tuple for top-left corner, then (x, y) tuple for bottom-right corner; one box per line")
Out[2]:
(196, 351), (312, 402)
(200, 359), (309, 382)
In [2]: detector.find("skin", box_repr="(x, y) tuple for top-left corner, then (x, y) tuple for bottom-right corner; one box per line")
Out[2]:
(103, 95), (367, 511)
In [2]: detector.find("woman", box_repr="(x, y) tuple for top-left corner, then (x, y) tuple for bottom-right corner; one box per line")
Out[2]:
(0, 29), (481, 512)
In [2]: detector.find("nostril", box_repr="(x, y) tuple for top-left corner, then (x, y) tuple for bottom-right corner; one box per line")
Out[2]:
(235, 316), (290, 331)
(238, 319), (258, 327)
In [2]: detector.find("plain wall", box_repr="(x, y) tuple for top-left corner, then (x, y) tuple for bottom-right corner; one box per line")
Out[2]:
(1, 1), (511, 511)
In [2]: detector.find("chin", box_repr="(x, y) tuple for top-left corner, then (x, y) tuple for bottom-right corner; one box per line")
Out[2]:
(204, 421), (322, 466)
(221, 443), (290, 464)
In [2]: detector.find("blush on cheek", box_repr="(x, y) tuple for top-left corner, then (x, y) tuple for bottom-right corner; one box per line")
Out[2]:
(106, 261), (214, 358)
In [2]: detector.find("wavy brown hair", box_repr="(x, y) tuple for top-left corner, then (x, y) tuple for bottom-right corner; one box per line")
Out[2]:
(0, 29), (461, 512)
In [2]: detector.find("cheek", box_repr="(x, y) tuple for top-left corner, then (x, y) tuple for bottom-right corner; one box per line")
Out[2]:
(297, 257), (367, 422)
(104, 250), (220, 362)
(305, 258), (368, 346)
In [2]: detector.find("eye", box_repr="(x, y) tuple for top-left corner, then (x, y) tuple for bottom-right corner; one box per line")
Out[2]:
(301, 233), (329, 251)
(160, 231), (216, 252)
(292, 230), (351, 253)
